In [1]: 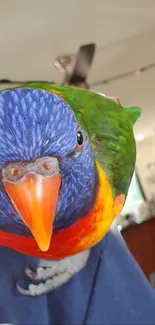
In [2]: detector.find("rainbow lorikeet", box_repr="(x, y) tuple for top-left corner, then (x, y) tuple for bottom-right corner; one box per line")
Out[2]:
(0, 84), (155, 324)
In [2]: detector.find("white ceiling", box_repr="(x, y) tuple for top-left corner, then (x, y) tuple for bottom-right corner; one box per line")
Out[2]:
(0, 0), (155, 139)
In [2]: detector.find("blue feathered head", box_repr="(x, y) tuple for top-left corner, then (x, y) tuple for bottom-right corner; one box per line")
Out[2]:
(0, 88), (97, 251)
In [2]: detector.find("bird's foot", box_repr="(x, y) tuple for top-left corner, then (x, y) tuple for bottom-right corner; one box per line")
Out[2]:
(17, 249), (90, 296)
(17, 271), (70, 296)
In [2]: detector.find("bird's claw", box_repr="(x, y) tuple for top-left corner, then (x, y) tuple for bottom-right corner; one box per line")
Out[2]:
(17, 250), (90, 296)
(25, 266), (36, 279)
(16, 282), (33, 296)
(25, 265), (56, 281)
(17, 271), (70, 296)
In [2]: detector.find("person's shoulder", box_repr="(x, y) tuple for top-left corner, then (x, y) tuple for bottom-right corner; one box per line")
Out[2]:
(87, 227), (155, 324)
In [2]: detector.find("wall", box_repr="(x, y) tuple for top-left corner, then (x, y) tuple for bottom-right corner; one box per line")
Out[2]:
(122, 218), (155, 281)
(136, 136), (155, 200)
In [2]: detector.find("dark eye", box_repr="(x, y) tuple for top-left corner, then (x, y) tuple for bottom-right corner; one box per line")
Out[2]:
(77, 130), (84, 147)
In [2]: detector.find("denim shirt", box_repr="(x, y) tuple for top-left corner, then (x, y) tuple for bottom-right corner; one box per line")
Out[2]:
(0, 229), (155, 325)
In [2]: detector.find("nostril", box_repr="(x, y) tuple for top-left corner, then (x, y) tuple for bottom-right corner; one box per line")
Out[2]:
(2, 163), (25, 183)
(10, 168), (20, 176)
(42, 162), (51, 171)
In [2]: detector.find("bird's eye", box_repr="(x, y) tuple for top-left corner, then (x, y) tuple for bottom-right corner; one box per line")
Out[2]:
(76, 130), (84, 150)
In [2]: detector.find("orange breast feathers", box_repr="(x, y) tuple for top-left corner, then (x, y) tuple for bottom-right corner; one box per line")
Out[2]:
(0, 162), (125, 260)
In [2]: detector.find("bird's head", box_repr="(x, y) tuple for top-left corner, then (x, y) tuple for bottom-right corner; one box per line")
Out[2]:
(0, 88), (98, 252)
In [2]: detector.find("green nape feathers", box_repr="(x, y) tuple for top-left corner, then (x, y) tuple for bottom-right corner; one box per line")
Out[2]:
(1, 82), (141, 198)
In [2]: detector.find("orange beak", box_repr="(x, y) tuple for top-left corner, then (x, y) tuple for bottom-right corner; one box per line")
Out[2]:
(4, 173), (61, 252)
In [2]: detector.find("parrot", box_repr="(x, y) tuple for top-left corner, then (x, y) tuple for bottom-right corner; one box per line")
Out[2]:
(0, 83), (155, 325)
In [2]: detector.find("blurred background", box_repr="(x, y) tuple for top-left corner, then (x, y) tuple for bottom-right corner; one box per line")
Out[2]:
(0, 0), (155, 285)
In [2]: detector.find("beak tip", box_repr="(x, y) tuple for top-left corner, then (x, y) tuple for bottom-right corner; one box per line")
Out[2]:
(38, 241), (51, 252)
(34, 234), (52, 252)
